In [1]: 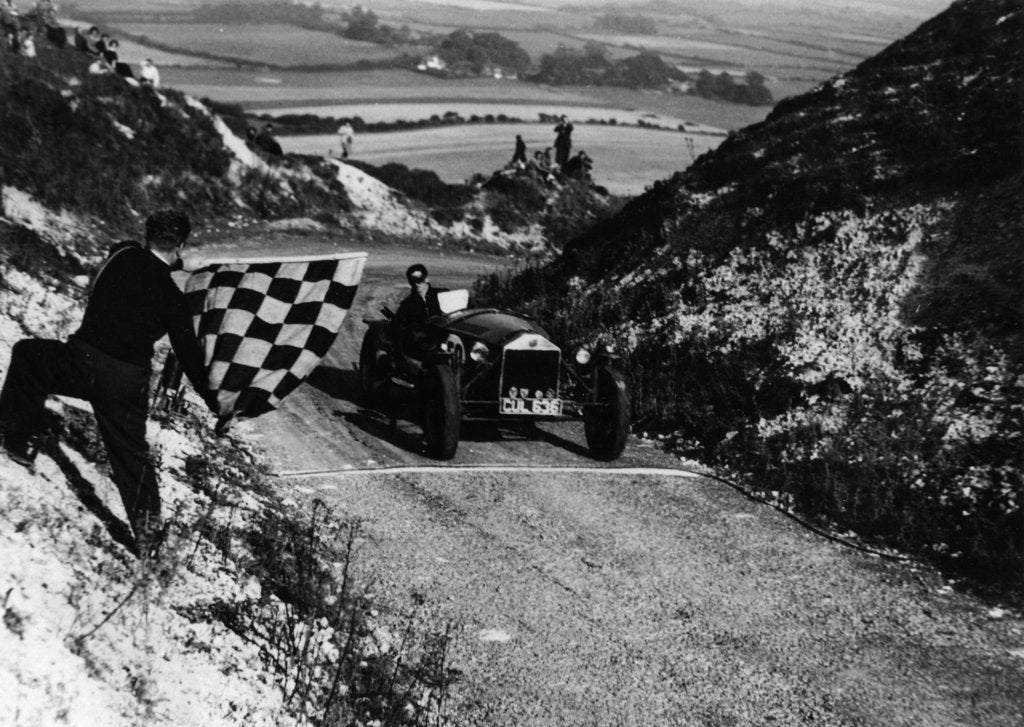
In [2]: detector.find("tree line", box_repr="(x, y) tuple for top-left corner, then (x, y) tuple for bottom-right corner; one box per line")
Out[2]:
(191, 2), (771, 105)
(531, 44), (774, 106)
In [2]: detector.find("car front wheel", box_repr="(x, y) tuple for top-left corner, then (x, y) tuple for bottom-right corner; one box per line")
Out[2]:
(584, 366), (630, 460)
(420, 363), (460, 460)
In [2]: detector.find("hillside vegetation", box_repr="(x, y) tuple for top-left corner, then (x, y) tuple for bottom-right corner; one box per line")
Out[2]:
(0, 41), (613, 254)
(476, 0), (1023, 594)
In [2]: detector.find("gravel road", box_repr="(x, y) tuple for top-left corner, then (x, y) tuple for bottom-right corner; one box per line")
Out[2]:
(208, 233), (1024, 726)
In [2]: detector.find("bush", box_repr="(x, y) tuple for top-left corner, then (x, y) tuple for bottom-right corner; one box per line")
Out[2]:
(348, 161), (474, 209)
(481, 173), (548, 233)
(541, 180), (620, 249)
(185, 500), (459, 726)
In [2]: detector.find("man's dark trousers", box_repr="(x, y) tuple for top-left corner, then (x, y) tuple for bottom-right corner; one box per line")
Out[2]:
(0, 336), (159, 532)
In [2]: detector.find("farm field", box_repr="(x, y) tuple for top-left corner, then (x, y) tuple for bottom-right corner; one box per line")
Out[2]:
(569, 86), (774, 131)
(162, 68), (598, 105)
(278, 122), (720, 196)
(163, 68), (758, 132)
(111, 23), (402, 67)
(572, 31), (858, 78)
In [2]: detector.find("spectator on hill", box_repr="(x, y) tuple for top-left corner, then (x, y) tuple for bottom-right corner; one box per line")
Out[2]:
(101, 37), (115, 63)
(75, 24), (100, 56)
(87, 35), (116, 75)
(563, 150), (593, 182)
(255, 123), (283, 160)
(139, 58), (160, 87)
(244, 126), (257, 150)
(101, 38), (137, 82)
(337, 121), (354, 158)
(542, 146), (553, 169)
(31, 0), (54, 29)
(0, 210), (216, 558)
(14, 24), (33, 56)
(1, 0), (20, 50)
(73, 25), (92, 53)
(553, 115), (574, 168)
(32, 0), (63, 47)
(511, 134), (527, 166)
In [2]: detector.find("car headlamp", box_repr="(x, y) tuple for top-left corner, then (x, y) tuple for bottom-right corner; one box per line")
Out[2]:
(469, 341), (490, 363)
(574, 347), (591, 365)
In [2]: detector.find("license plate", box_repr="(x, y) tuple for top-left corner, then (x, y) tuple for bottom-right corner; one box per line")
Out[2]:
(500, 398), (563, 416)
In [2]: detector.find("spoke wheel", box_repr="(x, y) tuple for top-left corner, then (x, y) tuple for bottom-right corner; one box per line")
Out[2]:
(420, 363), (460, 460)
(584, 366), (630, 461)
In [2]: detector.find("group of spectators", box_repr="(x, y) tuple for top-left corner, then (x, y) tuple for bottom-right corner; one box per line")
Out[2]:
(75, 25), (160, 88)
(1, 1), (161, 89)
(1, 0), (61, 57)
(507, 114), (593, 183)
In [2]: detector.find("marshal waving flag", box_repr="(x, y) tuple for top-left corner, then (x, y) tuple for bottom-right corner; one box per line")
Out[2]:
(184, 252), (367, 423)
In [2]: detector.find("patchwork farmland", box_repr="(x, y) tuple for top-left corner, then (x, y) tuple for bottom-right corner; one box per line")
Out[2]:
(80, 0), (943, 196)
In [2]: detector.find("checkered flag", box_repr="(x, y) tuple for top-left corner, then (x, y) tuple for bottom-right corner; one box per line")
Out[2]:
(185, 252), (367, 422)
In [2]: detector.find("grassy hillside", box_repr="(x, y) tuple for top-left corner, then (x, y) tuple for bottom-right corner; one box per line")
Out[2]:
(476, 0), (1023, 595)
(0, 44), (357, 237)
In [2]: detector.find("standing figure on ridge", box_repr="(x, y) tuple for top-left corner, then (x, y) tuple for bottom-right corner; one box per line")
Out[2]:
(511, 134), (527, 166)
(337, 121), (355, 159)
(553, 114), (574, 169)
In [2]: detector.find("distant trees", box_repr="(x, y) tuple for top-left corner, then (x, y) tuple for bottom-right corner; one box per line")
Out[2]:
(533, 44), (609, 85)
(606, 53), (682, 87)
(594, 12), (658, 35)
(532, 46), (684, 89)
(530, 44), (773, 105)
(435, 30), (531, 75)
(693, 69), (773, 105)
(340, 6), (412, 45)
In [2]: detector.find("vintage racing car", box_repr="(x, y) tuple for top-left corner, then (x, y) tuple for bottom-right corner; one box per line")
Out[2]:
(358, 290), (630, 460)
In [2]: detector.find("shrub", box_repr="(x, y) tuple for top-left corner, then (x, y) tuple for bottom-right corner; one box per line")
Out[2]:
(195, 500), (460, 726)
(347, 161), (474, 209)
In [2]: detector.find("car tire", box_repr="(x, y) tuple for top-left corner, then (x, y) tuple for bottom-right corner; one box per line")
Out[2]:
(584, 366), (630, 460)
(421, 363), (460, 460)
(359, 330), (384, 407)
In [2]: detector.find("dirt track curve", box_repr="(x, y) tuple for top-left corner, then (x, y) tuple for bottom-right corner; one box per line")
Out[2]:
(207, 235), (1023, 726)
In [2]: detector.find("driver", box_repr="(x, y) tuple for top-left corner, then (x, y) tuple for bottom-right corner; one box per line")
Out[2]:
(391, 264), (448, 356)
(393, 263), (447, 354)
